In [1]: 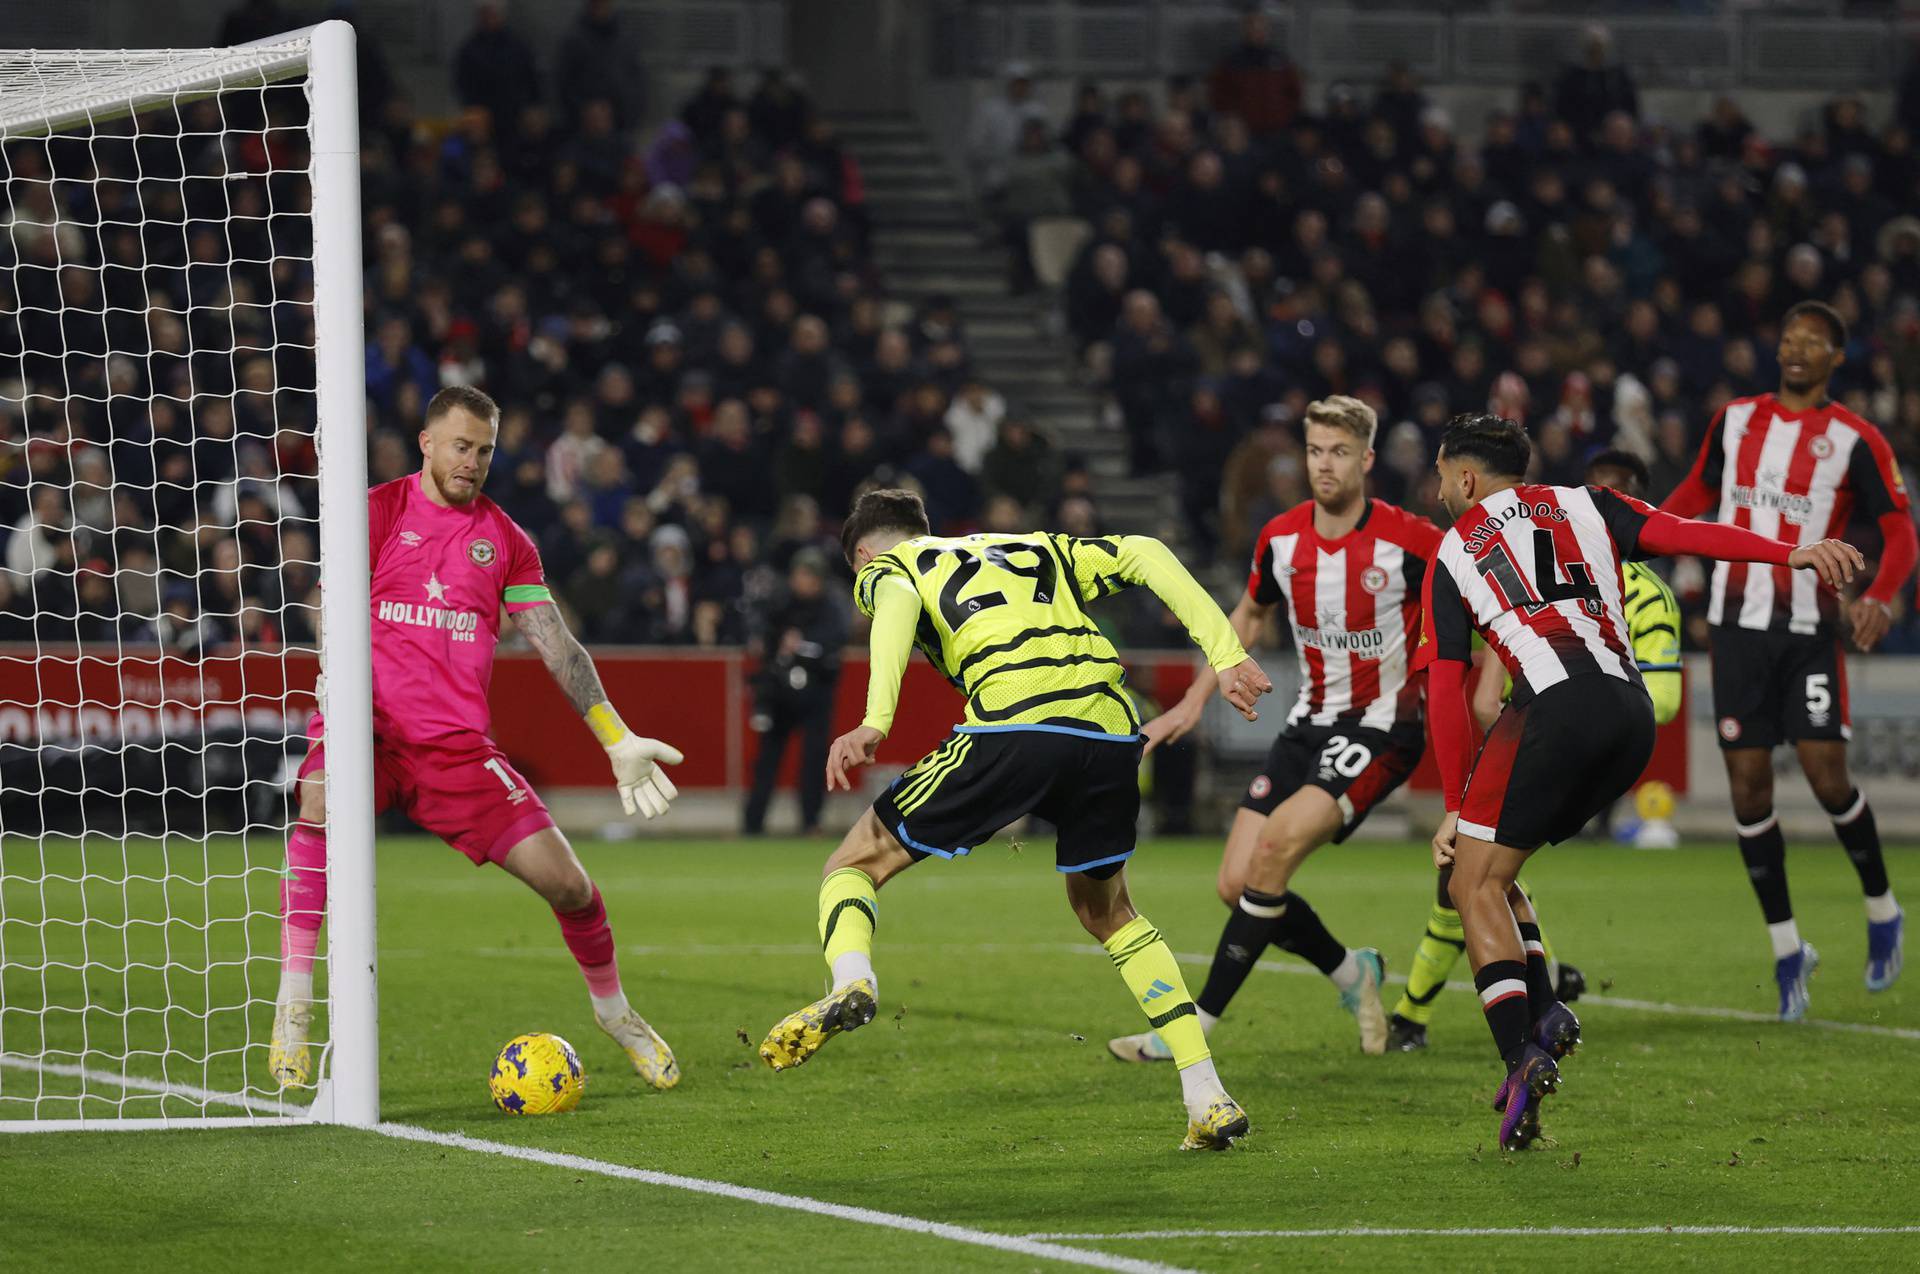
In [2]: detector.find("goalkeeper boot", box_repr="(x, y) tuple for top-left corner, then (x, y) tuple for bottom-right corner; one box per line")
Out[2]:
(1106, 1029), (1174, 1063)
(1386, 1013), (1428, 1052)
(1180, 1095), (1251, 1152)
(1492, 1044), (1559, 1151)
(1532, 1001), (1582, 1060)
(1776, 942), (1819, 1022)
(759, 977), (877, 1072)
(1866, 909), (1904, 992)
(597, 1009), (681, 1090)
(268, 999), (313, 1090)
(1339, 948), (1389, 1055)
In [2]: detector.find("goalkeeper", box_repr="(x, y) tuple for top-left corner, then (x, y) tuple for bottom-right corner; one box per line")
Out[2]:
(1386, 449), (1681, 1050)
(756, 489), (1274, 1150)
(271, 386), (685, 1092)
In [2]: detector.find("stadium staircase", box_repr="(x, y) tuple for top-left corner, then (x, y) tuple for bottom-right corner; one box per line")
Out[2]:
(834, 111), (1181, 541)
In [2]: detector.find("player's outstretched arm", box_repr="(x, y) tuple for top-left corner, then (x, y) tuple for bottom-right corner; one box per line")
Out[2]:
(832, 572), (920, 791)
(1101, 535), (1272, 722)
(1634, 509), (1864, 587)
(1142, 593), (1274, 753)
(514, 602), (683, 819)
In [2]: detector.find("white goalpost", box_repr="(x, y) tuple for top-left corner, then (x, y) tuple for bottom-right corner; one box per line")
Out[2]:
(0, 20), (375, 1129)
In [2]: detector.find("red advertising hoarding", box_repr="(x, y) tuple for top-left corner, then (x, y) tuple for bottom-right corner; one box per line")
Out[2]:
(0, 646), (1687, 794)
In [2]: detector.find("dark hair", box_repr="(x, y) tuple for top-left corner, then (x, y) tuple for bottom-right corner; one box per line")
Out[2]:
(840, 488), (931, 565)
(1437, 412), (1530, 479)
(426, 384), (500, 426)
(1781, 299), (1847, 349)
(1584, 447), (1651, 498)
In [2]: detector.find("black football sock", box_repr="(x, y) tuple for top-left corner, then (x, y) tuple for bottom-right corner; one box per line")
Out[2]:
(1737, 810), (1794, 924)
(1269, 890), (1347, 977)
(1517, 921), (1556, 1018)
(1825, 788), (1892, 900)
(1474, 960), (1533, 1067)
(1194, 888), (1284, 1020)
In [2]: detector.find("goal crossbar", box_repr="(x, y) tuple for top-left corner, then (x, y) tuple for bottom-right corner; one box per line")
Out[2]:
(0, 31), (318, 136)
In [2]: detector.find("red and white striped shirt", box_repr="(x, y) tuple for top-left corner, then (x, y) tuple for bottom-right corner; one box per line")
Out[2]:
(1247, 499), (1444, 730)
(1415, 484), (1651, 705)
(1665, 394), (1909, 635)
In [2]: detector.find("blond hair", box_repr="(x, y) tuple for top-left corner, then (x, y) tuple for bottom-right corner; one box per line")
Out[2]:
(1303, 395), (1377, 449)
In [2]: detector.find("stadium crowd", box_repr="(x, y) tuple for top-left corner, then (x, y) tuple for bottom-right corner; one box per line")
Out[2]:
(3, 3), (1920, 654)
(0, 1), (1083, 659)
(979, 14), (1920, 644)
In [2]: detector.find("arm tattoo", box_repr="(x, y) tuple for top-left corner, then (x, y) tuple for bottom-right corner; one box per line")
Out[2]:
(513, 602), (608, 717)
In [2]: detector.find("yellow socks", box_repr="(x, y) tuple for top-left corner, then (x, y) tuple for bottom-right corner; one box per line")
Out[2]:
(1391, 900), (1466, 1026)
(819, 867), (877, 991)
(1105, 915), (1209, 1068)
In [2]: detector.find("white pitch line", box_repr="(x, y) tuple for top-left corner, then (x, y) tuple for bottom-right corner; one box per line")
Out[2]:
(375, 1123), (1196, 1274)
(0, 1054), (1193, 1274)
(1024, 1225), (1920, 1241)
(0, 1053), (308, 1118)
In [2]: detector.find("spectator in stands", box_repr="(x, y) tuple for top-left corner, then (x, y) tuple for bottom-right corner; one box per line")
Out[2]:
(1000, 118), (1074, 292)
(1554, 24), (1638, 143)
(555, 0), (645, 128)
(944, 378), (1005, 473)
(1207, 10), (1301, 138)
(452, 4), (541, 143)
(968, 62), (1048, 206)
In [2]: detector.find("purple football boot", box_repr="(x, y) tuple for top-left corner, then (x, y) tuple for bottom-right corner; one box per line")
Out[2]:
(1532, 1001), (1582, 1059)
(1491, 1045), (1560, 1150)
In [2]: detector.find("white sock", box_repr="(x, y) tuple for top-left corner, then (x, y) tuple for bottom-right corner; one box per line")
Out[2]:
(1328, 949), (1362, 992)
(1767, 919), (1803, 960)
(590, 990), (632, 1021)
(276, 969), (313, 1006)
(1866, 891), (1901, 924)
(1197, 1008), (1219, 1036)
(1177, 1055), (1226, 1119)
(830, 951), (875, 994)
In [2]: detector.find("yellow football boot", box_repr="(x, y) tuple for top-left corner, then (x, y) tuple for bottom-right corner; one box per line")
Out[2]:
(268, 999), (312, 1090)
(759, 978), (877, 1072)
(597, 1009), (681, 1090)
(1180, 1096), (1251, 1151)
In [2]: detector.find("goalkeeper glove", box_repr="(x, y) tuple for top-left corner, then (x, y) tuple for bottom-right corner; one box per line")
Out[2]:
(587, 703), (684, 819)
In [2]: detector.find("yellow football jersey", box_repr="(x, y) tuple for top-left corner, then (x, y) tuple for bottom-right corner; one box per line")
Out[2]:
(1623, 559), (1683, 726)
(855, 532), (1241, 738)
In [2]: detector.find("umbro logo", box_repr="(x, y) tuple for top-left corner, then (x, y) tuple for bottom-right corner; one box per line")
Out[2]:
(399, 530), (422, 547)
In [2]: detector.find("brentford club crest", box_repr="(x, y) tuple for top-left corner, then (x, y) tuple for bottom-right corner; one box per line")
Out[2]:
(468, 538), (496, 566)
(1248, 775), (1272, 800)
(1718, 717), (1743, 742)
(1360, 565), (1389, 594)
(1808, 435), (1835, 460)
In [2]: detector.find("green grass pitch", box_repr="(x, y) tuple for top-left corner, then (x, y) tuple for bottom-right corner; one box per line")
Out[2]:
(3, 833), (1918, 1271)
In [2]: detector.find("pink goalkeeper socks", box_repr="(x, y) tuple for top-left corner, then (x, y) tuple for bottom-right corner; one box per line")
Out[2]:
(555, 885), (623, 998)
(280, 826), (327, 973)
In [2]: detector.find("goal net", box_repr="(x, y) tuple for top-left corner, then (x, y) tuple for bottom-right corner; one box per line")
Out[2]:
(0, 22), (375, 1129)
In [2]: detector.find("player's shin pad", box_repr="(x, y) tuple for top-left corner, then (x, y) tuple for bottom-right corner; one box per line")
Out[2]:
(1105, 915), (1209, 1068)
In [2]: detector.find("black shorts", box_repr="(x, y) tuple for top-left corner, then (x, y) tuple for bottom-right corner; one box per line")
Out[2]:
(1240, 721), (1424, 843)
(1458, 675), (1656, 852)
(873, 726), (1143, 874)
(1708, 626), (1850, 750)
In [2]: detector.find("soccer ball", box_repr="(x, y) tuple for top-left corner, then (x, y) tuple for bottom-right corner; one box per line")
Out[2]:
(489, 1032), (585, 1115)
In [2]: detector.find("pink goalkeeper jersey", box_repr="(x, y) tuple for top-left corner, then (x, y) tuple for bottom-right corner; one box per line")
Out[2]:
(364, 473), (550, 748)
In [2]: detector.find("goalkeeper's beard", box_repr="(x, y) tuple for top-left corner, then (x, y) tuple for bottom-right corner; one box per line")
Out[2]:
(430, 462), (483, 505)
